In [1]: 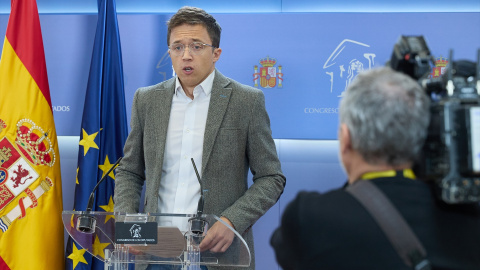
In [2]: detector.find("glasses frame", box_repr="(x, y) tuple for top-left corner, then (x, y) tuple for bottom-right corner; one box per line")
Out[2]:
(168, 42), (216, 56)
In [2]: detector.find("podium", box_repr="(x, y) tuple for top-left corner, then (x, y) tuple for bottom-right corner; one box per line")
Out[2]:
(63, 211), (251, 269)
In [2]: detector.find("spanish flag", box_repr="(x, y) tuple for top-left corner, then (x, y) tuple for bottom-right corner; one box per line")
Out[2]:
(0, 0), (64, 269)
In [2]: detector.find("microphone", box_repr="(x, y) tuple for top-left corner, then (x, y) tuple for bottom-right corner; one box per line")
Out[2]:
(189, 158), (207, 235)
(77, 157), (123, 233)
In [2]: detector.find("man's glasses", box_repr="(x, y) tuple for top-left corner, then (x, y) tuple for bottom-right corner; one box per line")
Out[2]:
(169, 42), (216, 56)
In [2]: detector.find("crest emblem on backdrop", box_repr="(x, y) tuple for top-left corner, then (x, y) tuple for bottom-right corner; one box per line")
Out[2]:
(253, 56), (284, 89)
(430, 56), (448, 78)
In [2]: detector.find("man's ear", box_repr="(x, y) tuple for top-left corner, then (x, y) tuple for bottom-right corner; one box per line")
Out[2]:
(339, 123), (352, 154)
(213, 47), (222, 63)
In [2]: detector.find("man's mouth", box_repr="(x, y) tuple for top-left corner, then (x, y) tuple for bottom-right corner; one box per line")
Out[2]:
(184, 67), (193, 72)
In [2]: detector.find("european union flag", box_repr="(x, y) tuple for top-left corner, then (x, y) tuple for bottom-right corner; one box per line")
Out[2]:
(65, 0), (128, 269)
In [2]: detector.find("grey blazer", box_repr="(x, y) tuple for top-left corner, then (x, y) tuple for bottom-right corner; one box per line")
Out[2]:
(114, 69), (286, 270)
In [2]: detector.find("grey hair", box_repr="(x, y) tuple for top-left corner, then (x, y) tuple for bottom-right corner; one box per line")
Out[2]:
(339, 67), (430, 166)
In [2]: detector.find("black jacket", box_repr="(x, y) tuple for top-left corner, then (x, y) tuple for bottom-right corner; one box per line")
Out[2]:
(271, 175), (480, 269)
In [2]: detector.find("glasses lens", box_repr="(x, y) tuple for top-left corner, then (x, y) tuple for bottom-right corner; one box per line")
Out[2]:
(170, 43), (184, 55)
(189, 42), (205, 54)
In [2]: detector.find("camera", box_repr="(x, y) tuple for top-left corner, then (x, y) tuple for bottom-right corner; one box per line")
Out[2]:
(389, 35), (480, 204)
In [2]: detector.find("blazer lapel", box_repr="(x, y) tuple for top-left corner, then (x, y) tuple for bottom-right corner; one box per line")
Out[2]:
(202, 70), (232, 173)
(152, 79), (175, 184)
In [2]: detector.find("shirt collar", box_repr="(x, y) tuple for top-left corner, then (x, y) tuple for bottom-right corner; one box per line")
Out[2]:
(174, 70), (215, 97)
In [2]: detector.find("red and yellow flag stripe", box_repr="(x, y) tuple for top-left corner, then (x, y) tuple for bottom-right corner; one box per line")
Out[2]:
(0, 0), (64, 269)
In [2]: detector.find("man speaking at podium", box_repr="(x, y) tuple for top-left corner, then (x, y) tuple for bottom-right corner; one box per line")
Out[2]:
(114, 6), (285, 270)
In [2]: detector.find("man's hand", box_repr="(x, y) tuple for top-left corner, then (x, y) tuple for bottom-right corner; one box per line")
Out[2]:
(198, 216), (235, 253)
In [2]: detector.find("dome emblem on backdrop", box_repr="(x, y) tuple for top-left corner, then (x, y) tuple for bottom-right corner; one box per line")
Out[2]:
(323, 39), (376, 97)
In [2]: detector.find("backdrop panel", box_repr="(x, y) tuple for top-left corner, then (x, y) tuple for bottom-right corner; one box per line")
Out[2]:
(1, 0), (478, 14)
(2, 12), (478, 139)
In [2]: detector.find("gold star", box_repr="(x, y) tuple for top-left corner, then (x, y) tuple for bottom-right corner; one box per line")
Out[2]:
(98, 155), (117, 180)
(99, 196), (115, 223)
(92, 235), (111, 259)
(67, 242), (88, 269)
(79, 129), (99, 156)
(76, 167), (79, 184)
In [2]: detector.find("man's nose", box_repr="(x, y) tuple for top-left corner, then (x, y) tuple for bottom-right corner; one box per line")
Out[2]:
(182, 47), (193, 59)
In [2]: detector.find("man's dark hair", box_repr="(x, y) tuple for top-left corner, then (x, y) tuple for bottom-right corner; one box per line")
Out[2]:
(167, 6), (222, 48)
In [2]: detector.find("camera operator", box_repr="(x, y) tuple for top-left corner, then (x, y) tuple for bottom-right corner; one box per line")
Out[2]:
(270, 67), (480, 269)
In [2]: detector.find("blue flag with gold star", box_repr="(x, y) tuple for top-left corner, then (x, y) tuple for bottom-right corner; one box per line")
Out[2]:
(65, 0), (128, 269)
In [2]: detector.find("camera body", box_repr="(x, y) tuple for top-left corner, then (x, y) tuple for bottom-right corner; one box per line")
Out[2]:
(389, 36), (480, 203)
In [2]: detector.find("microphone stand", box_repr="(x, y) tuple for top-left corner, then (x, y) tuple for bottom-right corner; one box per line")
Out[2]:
(189, 158), (208, 235)
(76, 157), (123, 233)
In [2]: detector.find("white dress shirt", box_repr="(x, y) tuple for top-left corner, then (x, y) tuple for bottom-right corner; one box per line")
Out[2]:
(158, 71), (214, 231)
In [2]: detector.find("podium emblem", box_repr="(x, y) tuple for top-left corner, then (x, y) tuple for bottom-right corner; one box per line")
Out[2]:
(115, 221), (158, 244)
(130, 224), (142, 238)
